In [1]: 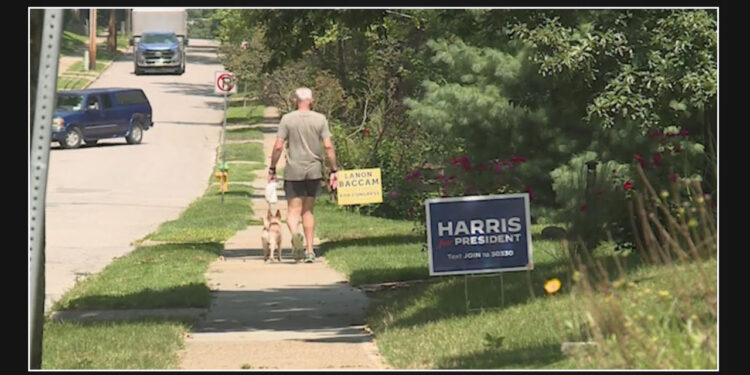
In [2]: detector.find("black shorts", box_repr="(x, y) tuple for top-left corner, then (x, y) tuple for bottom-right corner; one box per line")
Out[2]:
(284, 179), (322, 198)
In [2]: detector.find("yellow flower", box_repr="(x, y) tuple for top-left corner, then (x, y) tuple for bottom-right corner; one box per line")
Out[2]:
(697, 196), (705, 204)
(572, 271), (581, 282)
(658, 290), (671, 298)
(544, 278), (562, 295)
(688, 218), (699, 228)
(660, 190), (670, 199)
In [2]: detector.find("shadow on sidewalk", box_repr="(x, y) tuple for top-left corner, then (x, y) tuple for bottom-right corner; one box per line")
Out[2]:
(193, 286), (369, 334)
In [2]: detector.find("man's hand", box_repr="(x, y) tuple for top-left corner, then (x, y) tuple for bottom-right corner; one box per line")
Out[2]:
(268, 168), (277, 182)
(329, 171), (339, 191)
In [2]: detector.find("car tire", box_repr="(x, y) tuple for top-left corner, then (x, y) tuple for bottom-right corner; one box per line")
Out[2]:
(84, 139), (98, 146)
(61, 127), (83, 149)
(126, 122), (144, 145)
(134, 66), (142, 75)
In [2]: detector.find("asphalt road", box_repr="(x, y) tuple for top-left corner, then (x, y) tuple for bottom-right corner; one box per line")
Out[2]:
(44, 39), (225, 310)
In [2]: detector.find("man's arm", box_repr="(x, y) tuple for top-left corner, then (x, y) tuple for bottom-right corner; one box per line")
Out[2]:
(323, 137), (338, 171)
(323, 137), (339, 190)
(269, 137), (284, 181)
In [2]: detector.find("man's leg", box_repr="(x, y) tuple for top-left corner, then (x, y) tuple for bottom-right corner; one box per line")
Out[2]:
(301, 197), (316, 255)
(286, 197), (303, 242)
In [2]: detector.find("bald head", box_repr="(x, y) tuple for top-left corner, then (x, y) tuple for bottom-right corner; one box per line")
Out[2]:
(294, 87), (313, 111)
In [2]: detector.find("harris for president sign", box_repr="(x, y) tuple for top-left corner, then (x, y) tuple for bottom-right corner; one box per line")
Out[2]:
(426, 194), (534, 276)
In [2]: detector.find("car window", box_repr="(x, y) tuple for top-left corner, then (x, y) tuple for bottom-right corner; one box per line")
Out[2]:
(100, 94), (113, 109)
(56, 94), (84, 111)
(114, 91), (148, 105)
(87, 95), (100, 111)
(141, 33), (177, 44)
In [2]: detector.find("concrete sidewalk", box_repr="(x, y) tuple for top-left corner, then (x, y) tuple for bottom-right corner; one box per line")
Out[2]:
(178, 110), (387, 370)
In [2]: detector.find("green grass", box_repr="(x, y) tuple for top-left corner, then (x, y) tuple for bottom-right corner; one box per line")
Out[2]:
(53, 243), (221, 310)
(146, 184), (256, 244)
(226, 126), (263, 141)
(315, 199), (716, 369)
(224, 142), (264, 162)
(57, 76), (90, 91)
(211, 162), (261, 183)
(60, 31), (89, 56)
(44, 139), (266, 368)
(66, 45), (119, 73)
(226, 104), (265, 124)
(43, 319), (187, 369)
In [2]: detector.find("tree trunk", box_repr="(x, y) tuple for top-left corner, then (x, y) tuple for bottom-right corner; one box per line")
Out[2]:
(337, 38), (349, 91)
(125, 9), (131, 37)
(108, 9), (117, 52)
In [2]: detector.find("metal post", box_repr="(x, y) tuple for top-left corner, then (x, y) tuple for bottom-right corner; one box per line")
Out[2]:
(500, 272), (505, 308)
(89, 9), (96, 71)
(221, 81), (227, 204)
(464, 274), (470, 313)
(30, 9), (63, 369)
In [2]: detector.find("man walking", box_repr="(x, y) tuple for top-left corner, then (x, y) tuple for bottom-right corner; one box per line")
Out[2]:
(269, 87), (339, 263)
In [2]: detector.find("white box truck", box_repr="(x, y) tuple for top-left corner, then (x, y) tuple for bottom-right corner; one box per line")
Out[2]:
(130, 8), (188, 75)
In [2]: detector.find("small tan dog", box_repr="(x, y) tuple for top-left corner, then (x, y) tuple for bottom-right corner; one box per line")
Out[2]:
(261, 209), (283, 262)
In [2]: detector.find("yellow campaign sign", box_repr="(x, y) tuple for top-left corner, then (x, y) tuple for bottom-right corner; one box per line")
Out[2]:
(337, 168), (383, 206)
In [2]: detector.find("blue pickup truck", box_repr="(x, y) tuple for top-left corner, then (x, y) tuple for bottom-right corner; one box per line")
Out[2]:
(52, 88), (153, 149)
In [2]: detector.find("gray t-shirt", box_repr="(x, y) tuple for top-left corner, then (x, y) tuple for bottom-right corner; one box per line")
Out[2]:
(277, 110), (331, 181)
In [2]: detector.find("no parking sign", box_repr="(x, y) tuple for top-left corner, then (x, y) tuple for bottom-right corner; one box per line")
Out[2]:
(214, 71), (237, 95)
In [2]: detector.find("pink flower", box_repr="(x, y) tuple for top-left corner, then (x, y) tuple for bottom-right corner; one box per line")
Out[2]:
(388, 190), (399, 200)
(450, 156), (459, 165)
(649, 130), (662, 139)
(669, 173), (678, 183)
(624, 181), (633, 191)
(633, 153), (646, 167)
(579, 204), (588, 212)
(493, 163), (504, 174)
(511, 155), (527, 163)
(652, 152), (662, 166)
(405, 170), (421, 181)
(680, 130), (689, 137)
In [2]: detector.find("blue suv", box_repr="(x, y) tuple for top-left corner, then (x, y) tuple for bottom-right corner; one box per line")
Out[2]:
(52, 88), (153, 149)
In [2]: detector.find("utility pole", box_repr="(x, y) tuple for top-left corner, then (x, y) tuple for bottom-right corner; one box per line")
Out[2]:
(125, 9), (131, 37)
(108, 9), (116, 52)
(89, 8), (97, 71)
(30, 9), (63, 369)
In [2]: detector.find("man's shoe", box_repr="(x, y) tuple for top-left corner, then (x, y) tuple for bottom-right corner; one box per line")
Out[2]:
(292, 233), (305, 262)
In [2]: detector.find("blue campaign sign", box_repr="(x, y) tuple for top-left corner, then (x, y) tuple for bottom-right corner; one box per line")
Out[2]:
(426, 194), (533, 276)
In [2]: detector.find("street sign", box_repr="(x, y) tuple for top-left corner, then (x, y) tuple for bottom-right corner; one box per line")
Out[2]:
(214, 71), (237, 95)
(426, 194), (533, 276)
(337, 168), (383, 205)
